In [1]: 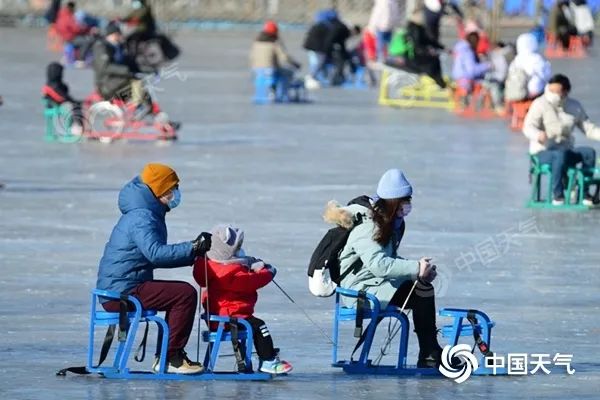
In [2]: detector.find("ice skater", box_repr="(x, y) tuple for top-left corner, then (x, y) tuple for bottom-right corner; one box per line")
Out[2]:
(193, 224), (293, 375)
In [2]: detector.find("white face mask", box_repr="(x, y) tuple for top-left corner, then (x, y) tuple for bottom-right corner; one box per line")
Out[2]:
(397, 203), (412, 218)
(544, 87), (562, 107)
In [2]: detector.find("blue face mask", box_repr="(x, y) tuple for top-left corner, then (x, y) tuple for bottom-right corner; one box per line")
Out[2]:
(167, 188), (181, 209)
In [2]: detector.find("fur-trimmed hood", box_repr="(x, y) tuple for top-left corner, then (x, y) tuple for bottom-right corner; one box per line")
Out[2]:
(323, 196), (373, 229)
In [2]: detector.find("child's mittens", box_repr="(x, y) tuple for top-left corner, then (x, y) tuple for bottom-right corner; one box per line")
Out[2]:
(265, 264), (277, 278)
(250, 260), (266, 272)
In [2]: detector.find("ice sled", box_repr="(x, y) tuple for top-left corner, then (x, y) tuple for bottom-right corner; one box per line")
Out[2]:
(332, 288), (508, 377)
(252, 68), (308, 104)
(378, 67), (455, 110)
(453, 82), (500, 120)
(527, 154), (600, 210)
(43, 90), (178, 144)
(545, 33), (588, 59)
(56, 289), (271, 381)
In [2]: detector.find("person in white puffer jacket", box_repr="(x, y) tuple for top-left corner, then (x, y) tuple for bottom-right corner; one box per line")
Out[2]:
(505, 33), (551, 101)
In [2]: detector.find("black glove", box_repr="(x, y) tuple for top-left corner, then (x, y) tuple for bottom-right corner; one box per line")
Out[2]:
(192, 232), (212, 256)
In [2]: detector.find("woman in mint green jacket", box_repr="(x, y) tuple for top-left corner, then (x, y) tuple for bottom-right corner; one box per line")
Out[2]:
(324, 169), (442, 368)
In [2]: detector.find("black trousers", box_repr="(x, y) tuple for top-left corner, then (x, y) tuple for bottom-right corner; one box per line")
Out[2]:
(389, 280), (439, 355)
(243, 316), (276, 361)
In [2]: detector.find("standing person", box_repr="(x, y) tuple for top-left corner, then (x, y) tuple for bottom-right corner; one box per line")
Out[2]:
(96, 163), (212, 374)
(368, 0), (403, 61)
(193, 225), (293, 374)
(324, 169), (442, 367)
(505, 32), (551, 102)
(523, 74), (600, 205)
(303, 9), (336, 88)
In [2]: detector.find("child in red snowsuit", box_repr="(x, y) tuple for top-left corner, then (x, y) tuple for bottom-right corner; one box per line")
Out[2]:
(193, 224), (292, 375)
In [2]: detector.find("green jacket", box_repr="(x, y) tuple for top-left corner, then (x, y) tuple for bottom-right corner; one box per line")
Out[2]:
(324, 201), (419, 308)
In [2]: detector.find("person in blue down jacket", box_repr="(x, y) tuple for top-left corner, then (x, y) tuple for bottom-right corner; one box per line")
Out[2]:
(96, 163), (212, 375)
(324, 169), (443, 368)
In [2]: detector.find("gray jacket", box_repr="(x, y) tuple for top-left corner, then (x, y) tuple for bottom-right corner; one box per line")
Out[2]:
(523, 95), (600, 154)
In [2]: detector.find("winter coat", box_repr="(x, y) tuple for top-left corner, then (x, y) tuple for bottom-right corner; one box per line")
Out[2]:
(368, 0), (402, 33)
(304, 21), (330, 53)
(506, 33), (551, 98)
(324, 200), (419, 308)
(451, 40), (490, 89)
(572, 4), (595, 34)
(92, 39), (137, 100)
(523, 95), (600, 154)
(249, 32), (299, 70)
(55, 7), (88, 42)
(44, 62), (76, 104)
(96, 176), (194, 299)
(193, 258), (273, 318)
(406, 21), (444, 57)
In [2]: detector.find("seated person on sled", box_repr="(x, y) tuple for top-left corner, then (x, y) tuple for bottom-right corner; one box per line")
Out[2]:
(323, 169), (443, 368)
(385, 8), (447, 89)
(92, 22), (177, 128)
(451, 31), (494, 109)
(96, 163), (212, 374)
(250, 20), (302, 94)
(193, 225), (293, 375)
(43, 62), (84, 135)
(54, 1), (98, 63)
(523, 74), (600, 206)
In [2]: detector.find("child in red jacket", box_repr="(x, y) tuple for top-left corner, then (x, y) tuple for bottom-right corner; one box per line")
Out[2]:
(193, 224), (292, 375)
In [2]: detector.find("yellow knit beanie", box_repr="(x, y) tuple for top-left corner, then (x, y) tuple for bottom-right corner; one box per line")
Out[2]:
(140, 163), (179, 197)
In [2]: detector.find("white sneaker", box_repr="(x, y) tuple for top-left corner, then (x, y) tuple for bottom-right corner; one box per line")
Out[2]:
(304, 75), (321, 90)
(552, 198), (565, 206)
(582, 198), (594, 207)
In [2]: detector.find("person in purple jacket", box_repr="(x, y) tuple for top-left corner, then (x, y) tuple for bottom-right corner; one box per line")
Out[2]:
(452, 31), (491, 107)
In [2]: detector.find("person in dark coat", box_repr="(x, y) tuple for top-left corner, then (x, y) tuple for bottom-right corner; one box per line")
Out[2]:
(92, 22), (142, 103)
(97, 163), (212, 374)
(405, 9), (447, 89)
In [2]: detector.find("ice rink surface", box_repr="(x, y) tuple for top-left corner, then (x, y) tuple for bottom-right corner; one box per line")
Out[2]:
(0, 27), (599, 399)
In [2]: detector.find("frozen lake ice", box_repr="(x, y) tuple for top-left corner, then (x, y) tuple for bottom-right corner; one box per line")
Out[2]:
(0, 27), (599, 399)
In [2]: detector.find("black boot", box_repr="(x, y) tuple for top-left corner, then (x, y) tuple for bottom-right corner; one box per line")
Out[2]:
(416, 329), (443, 368)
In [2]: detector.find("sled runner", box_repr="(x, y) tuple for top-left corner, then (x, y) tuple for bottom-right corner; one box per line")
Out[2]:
(332, 288), (508, 377)
(56, 290), (271, 381)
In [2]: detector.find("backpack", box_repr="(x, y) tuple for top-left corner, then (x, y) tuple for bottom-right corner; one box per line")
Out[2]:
(307, 196), (370, 297)
(388, 29), (414, 59)
(504, 64), (529, 102)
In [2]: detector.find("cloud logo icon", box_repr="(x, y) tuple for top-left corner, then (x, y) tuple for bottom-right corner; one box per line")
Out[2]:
(439, 344), (479, 383)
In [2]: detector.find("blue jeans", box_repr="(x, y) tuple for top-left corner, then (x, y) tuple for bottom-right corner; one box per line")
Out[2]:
(537, 146), (596, 199)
